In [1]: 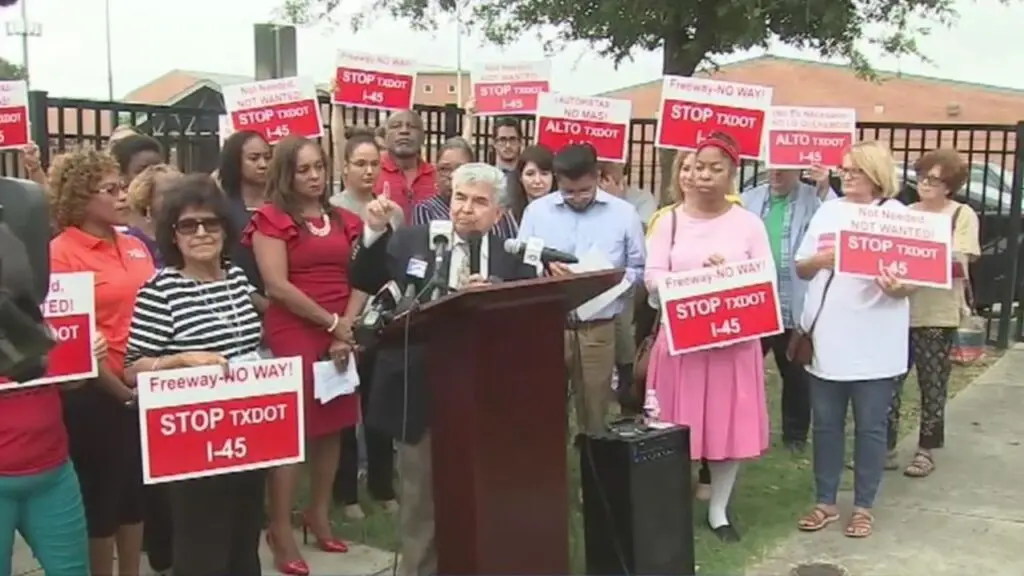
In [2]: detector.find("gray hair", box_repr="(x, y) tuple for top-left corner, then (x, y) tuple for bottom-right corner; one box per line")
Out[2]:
(439, 136), (474, 160)
(451, 162), (507, 207)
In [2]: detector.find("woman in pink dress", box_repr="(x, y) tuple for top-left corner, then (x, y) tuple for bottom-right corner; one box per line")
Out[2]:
(243, 137), (365, 576)
(644, 133), (771, 543)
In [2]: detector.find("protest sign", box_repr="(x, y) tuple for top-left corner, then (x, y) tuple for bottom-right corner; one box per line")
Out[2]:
(535, 93), (632, 162)
(835, 203), (952, 288)
(658, 258), (782, 354)
(334, 50), (417, 111)
(222, 77), (323, 145)
(767, 106), (856, 168)
(471, 61), (550, 115)
(137, 357), (305, 484)
(656, 76), (772, 159)
(0, 80), (29, 151)
(0, 272), (97, 391)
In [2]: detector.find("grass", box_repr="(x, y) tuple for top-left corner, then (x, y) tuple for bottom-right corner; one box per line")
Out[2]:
(306, 351), (1001, 573)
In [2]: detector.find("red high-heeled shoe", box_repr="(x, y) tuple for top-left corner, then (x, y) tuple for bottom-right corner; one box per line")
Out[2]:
(265, 531), (311, 575)
(301, 511), (349, 553)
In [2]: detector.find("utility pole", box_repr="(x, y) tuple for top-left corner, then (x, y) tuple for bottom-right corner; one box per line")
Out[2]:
(455, 0), (464, 107)
(3, 0), (42, 88)
(104, 0), (114, 99)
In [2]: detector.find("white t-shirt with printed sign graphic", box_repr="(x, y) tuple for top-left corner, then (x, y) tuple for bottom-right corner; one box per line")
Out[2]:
(795, 198), (910, 381)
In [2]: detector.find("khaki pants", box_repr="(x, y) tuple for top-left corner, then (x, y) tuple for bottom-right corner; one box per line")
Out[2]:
(564, 320), (617, 434)
(613, 287), (637, 366)
(397, 433), (436, 576)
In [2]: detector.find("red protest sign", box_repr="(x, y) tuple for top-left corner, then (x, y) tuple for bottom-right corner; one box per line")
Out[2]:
(471, 61), (550, 115)
(0, 81), (29, 151)
(535, 93), (632, 162)
(334, 50), (417, 112)
(767, 106), (856, 168)
(0, 272), (98, 392)
(137, 357), (305, 484)
(222, 77), (323, 145)
(658, 258), (783, 355)
(656, 76), (772, 160)
(835, 203), (952, 288)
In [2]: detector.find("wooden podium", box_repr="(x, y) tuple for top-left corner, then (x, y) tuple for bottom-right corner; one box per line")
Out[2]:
(379, 269), (623, 575)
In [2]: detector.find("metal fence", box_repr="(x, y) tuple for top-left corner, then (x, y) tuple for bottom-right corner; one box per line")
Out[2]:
(2, 92), (1023, 348)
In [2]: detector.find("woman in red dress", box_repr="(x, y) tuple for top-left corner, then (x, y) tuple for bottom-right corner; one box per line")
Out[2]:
(243, 136), (367, 576)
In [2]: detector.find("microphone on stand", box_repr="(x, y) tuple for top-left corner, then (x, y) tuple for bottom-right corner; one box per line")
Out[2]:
(427, 220), (453, 301)
(503, 238), (580, 265)
(467, 231), (483, 276)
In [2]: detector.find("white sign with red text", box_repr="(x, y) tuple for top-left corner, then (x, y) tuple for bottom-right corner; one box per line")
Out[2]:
(471, 60), (550, 115)
(137, 356), (305, 484)
(222, 77), (323, 145)
(334, 50), (417, 112)
(658, 258), (783, 355)
(535, 93), (631, 162)
(0, 272), (97, 391)
(0, 80), (29, 151)
(767, 106), (856, 168)
(656, 76), (772, 160)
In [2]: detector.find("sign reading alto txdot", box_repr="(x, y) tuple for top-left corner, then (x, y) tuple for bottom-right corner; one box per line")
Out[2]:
(658, 258), (783, 355)
(222, 76), (323, 145)
(0, 80), (29, 151)
(334, 50), (417, 111)
(767, 106), (856, 168)
(535, 93), (632, 162)
(656, 76), (773, 159)
(835, 203), (953, 288)
(137, 357), (305, 484)
(471, 60), (550, 115)
(0, 272), (98, 392)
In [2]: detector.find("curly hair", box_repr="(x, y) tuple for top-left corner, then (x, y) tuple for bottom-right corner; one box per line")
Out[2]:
(47, 149), (120, 230)
(266, 136), (334, 227)
(127, 164), (182, 215)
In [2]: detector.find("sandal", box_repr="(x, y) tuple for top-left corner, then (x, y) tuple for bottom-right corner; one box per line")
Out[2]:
(904, 450), (935, 478)
(797, 506), (840, 532)
(844, 511), (874, 538)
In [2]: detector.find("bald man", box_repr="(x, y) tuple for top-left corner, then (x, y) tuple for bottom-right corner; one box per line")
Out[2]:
(372, 111), (438, 224)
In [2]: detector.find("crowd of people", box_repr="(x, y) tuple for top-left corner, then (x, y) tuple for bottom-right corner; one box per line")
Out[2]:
(0, 93), (980, 576)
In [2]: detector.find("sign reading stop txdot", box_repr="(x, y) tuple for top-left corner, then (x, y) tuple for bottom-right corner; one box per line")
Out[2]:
(471, 60), (550, 115)
(334, 50), (417, 112)
(767, 106), (856, 168)
(0, 80), (29, 151)
(222, 76), (323, 145)
(835, 202), (952, 289)
(137, 356), (305, 484)
(535, 93), (632, 162)
(0, 272), (98, 392)
(658, 258), (783, 355)
(656, 76), (772, 160)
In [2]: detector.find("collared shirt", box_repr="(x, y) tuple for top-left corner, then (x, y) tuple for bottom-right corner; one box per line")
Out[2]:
(448, 233), (489, 289)
(762, 194), (794, 327)
(517, 189), (646, 320)
(50, 226), (155, 378)
(373, 154), (438, 225)
(412, 194), (519, 240)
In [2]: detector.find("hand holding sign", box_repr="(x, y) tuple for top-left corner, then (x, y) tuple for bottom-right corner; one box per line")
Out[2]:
(93, 333), (108, 364)
(702, 254), (726, 268)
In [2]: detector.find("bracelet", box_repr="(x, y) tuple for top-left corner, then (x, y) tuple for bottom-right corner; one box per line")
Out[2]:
(325, 313), (340, 333)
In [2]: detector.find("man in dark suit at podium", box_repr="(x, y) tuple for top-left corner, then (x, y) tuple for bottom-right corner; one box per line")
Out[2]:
(350, 162), (536, 576)
(0, 176), (50, 301)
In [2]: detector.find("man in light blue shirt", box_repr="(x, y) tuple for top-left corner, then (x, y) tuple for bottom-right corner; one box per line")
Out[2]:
(518, 144), (646, 433)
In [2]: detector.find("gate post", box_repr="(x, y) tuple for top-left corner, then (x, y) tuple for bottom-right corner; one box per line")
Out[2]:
(996, 120), (1024, 348)
(443, 104), (460, 140)
(27, 90), (49, 168)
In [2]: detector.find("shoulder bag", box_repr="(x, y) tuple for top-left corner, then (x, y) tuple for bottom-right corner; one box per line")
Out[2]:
(632, 208), (677, 390)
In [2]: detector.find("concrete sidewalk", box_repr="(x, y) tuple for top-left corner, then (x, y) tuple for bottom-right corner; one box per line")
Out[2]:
(749, 348), (1024, 576)
(13, 528), (395, 575)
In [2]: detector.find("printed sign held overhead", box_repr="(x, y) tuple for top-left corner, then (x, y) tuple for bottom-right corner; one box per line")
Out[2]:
(334, 50), (417, 111)
(767, 106), (856, 168)
(0, 81), (29, 151)
(535, 93), (632, 163)
(471, 61), (550, 115)
(223, 77), (323, 145)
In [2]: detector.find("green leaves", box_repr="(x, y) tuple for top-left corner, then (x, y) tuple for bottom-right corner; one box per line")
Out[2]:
(0, 57), (27, 82)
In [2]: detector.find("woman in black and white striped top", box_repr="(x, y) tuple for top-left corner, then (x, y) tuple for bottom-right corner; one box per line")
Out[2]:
(123, 174), (267, 576)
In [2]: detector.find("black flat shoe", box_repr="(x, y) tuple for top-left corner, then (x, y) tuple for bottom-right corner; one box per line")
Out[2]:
(708, 521), (741, 542)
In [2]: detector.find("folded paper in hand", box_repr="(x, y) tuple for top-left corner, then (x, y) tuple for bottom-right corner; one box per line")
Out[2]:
(313, 353), (359, 404)
(568, 249), (631, 321)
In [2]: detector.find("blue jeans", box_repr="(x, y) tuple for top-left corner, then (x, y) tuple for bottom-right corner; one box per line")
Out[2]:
(0, 460), (89, 576)
(810, 374), (896, 509)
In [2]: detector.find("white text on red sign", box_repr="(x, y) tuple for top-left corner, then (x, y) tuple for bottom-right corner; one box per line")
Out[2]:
(669, 105), (758, 129)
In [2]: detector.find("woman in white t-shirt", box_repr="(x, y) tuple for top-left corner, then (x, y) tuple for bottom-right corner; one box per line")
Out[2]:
(793, 141), (914, 539)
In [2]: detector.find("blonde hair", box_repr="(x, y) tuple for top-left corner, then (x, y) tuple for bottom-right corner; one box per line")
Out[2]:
(127, 164), (182, 214)
(847, 141), (898, 198)
(668, 149), (696, 204)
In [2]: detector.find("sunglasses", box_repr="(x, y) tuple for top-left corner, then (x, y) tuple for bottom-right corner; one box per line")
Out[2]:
(174, 217), (224, 236)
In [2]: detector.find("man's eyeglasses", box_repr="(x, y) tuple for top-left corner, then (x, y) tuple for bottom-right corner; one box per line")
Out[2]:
(174, 218), (224, 235)
(494, 137), (520, 146)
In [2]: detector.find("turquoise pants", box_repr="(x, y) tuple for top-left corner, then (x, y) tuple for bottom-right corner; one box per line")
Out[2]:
(0, 460), (89, 576)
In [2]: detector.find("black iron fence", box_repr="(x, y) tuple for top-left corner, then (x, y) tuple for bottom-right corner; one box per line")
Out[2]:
(2, 92), (1022, 348)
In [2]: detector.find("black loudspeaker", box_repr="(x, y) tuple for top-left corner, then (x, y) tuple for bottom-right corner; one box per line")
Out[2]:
(578, 422), (695, 576)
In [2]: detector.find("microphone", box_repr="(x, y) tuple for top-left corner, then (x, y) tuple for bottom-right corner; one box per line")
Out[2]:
(467, 231), (483, 275)
(503, 238), (580, 265)
(353, 281), (403, 347)
(428, 220), (453, 300)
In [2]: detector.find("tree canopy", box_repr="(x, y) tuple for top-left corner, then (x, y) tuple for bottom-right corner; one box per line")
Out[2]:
(279, 0), (959, 77)
(0, 57), (27, 82)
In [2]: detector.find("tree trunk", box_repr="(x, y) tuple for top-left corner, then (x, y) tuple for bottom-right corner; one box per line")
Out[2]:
(657, 32), (703, 206)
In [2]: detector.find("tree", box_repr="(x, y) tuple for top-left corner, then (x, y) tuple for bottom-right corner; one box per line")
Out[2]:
(0, 57), (27, 81)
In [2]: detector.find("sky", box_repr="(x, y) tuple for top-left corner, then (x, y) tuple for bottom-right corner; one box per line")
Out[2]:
(2, 0), (1023, 101)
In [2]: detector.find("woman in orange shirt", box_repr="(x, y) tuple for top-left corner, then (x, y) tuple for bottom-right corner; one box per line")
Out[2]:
(49, 150), (156, 576)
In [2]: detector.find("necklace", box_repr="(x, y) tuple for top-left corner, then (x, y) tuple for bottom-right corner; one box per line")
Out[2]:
(306, 213), (332, 237)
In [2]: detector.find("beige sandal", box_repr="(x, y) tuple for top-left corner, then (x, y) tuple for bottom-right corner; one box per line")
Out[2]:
(844, 511), (874, 538)
(797, 506), (840, 532)
(903, 451), (935, 478)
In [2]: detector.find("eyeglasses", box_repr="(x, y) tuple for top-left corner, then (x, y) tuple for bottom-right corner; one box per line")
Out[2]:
(918, 175), (945, 188)
(494, 137), (520, 146)
(174, 217), (224, 235)
(838, 167), (866, 179)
